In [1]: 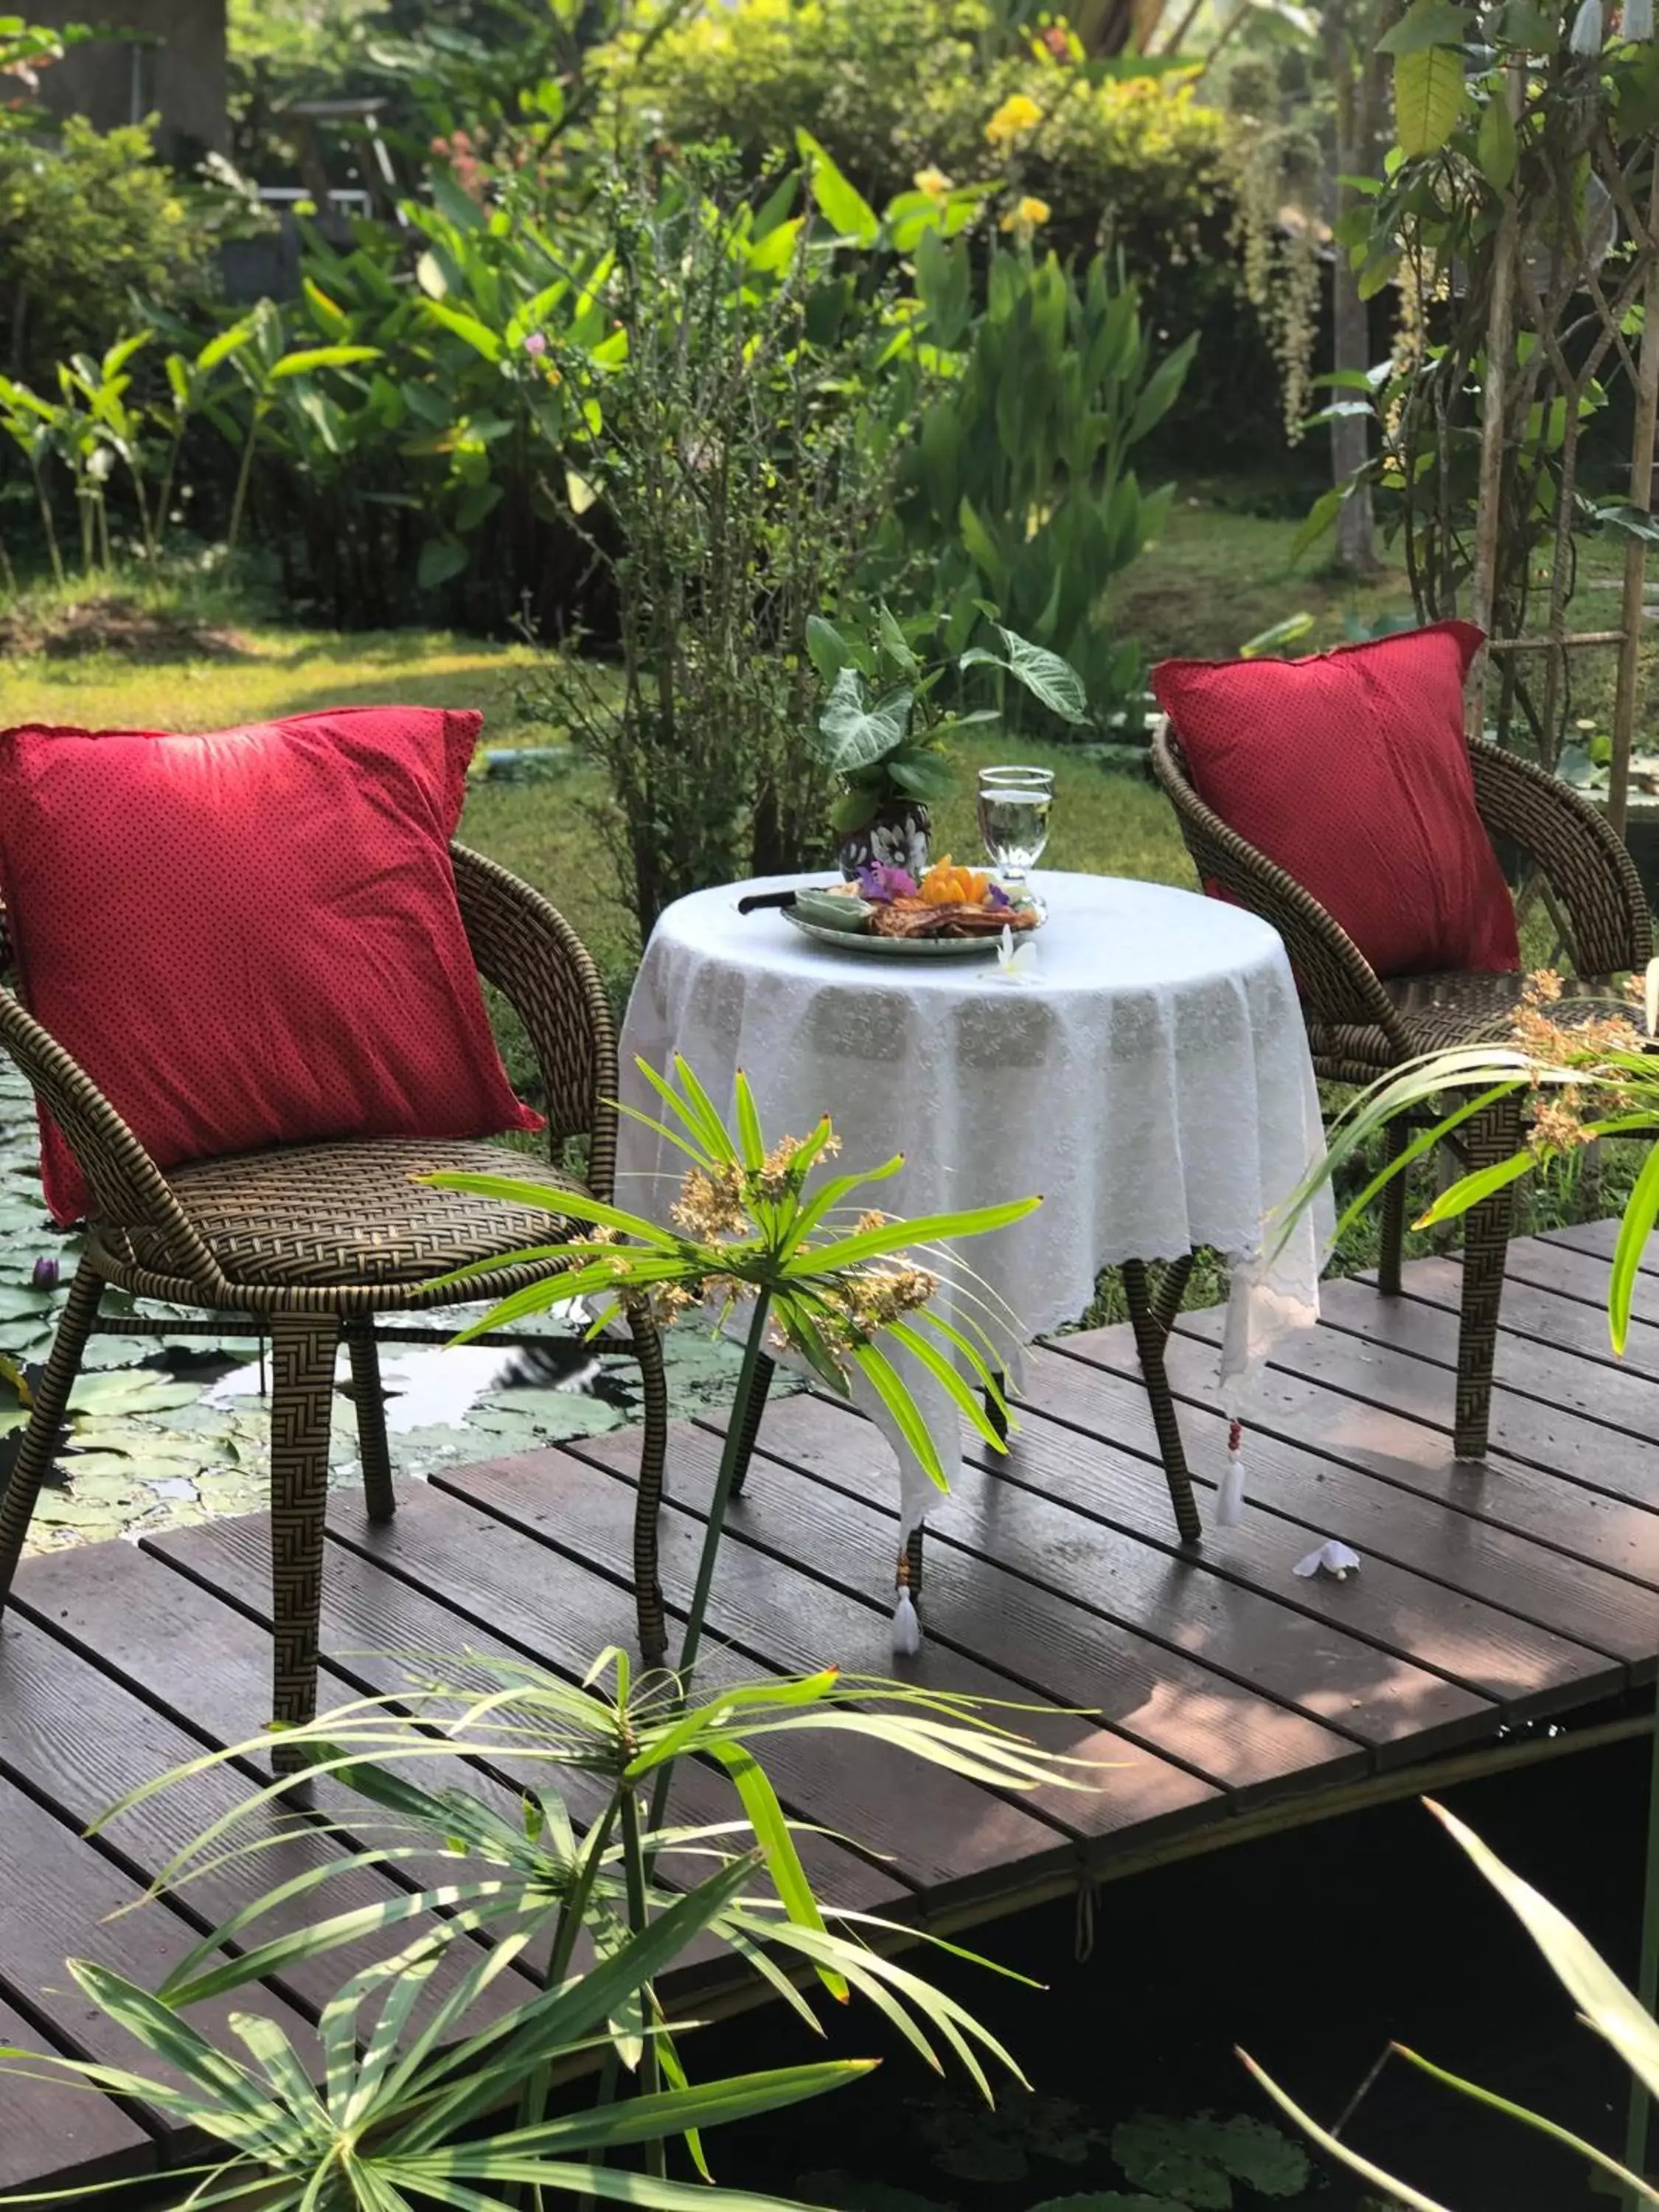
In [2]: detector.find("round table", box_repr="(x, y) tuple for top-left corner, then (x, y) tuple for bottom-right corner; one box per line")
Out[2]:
(616, 870), (1332, 1593)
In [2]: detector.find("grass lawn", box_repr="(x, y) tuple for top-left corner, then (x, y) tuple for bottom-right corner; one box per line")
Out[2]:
(0, 495), (1647, 1307)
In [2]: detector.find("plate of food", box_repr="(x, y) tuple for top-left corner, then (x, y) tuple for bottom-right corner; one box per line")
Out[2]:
(770, 860), (1045, 956)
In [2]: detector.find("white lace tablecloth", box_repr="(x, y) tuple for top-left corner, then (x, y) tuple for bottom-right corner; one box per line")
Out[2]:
(616, 870), (1332, 1536)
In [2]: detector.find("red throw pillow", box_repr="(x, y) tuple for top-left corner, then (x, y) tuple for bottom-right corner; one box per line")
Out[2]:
(1151, 621), (1519, 981)
(0, 706), (542, 1225)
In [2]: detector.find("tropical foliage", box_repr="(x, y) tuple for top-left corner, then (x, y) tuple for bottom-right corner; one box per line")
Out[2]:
(0, 1646), (1091, 2210)
(1245, 1797), (1659, 2210)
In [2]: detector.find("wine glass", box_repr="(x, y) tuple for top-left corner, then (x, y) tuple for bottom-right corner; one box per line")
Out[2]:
(978, 766), (1054, 887)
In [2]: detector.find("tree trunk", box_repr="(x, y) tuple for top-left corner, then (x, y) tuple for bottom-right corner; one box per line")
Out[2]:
(1322, 3), (1397, 575)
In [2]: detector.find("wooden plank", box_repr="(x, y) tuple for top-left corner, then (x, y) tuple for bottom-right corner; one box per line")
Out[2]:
(0, 1592), (529, 2024)
(678, 1392), (1491, 1766)
(1174, 1298), (1659, 1512)
(1037, 1332), (1654, 1672)
(1544, 1218), (1659, 1274)
(0, 1768), (316, 2126)
(149, 1498), (908, 1923)
(559, 1420), (1228, 1834)
(1503, 1234), (1659, 1343)
(9, 1546), (538, 2026)
(1317, 1271), (1659, 1436)
(0, 1995), (153, 2197)
(1161, 1310), (1659, 1593)
(721, 1365), (1610, 1732)
(358, 1471), (1081, 1912)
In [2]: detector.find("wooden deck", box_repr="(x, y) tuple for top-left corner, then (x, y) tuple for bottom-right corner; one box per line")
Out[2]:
(4, 1222), (1659, 2199)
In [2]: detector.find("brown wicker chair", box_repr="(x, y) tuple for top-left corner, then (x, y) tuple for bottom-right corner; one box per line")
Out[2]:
(1150, 721), (1652, 1461)
(0, 844), (670, 1768)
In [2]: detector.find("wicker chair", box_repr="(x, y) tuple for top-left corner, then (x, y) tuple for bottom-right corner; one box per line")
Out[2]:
(1150, 722), (1652, 1461)
(0, 844), (670, 1768)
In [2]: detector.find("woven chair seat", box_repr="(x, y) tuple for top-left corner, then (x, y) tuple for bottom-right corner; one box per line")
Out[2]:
(1307, 971), (1623, 1080)
(127, 1136), (580, 1289)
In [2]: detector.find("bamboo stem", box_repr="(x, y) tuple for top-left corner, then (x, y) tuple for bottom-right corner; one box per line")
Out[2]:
(1610, 156), (1659, 844)
(1470, 63), (1523, 742)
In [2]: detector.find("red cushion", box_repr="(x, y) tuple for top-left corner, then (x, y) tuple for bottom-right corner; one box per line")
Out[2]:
(1151, 621), (1519, 981)
(0, 706), (542, 1225)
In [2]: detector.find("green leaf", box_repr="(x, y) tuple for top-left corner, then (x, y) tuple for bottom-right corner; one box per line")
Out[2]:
(805, 615), (850, 686)
(269, 346), (381, 380)
(1239, 613), (1315, 659)
(988, 627), (1088, 723)
(418, 538), (469, 591)
(877, 602), (919, 676)
(1240, 2055), (1454, 2212)
(1395, 42), (1467, 156)
(816, 669), (914, 773)
(1475, 88), (1517, 191)
(423, 302), (504, 363)
(1290, 486), (1343, 560)
(703, 1743), (846, 2000)
(1377, 1), (1474, 52)
(1608, 1137), (1659, 1353)
(796, 128), (879, 246)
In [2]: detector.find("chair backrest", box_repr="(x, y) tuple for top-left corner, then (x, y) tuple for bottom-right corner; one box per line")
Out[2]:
(0, 848), (617, 1263)
(1467, 741), (1652, 979)
(1148, 716), (1409, 1041)
(449, 842), (620, 1196)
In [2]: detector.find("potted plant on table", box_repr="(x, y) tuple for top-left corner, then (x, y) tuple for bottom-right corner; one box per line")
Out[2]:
(805, 608), (1088, 879)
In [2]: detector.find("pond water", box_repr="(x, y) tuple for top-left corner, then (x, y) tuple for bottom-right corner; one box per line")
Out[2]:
(703, 1726), (1649, 2212)
(0, 1057), (738, 1550)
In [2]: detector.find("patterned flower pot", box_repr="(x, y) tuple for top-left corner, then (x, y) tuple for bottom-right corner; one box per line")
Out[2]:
(838, 799), (931, 883)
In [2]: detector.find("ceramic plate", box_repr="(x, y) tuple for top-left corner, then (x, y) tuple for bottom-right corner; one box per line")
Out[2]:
(781, 907), (1043, 957)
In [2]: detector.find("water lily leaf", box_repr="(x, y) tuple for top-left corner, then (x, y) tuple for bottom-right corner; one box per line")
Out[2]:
(1110, 2115), (1309, 2208)
(1026, 2198), (1176, 2211)
(69, 1372), (204, 1417)
(796, 2180), (961, 2212)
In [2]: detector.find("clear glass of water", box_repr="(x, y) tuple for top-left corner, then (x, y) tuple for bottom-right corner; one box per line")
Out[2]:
(978, 766), (1054, 886)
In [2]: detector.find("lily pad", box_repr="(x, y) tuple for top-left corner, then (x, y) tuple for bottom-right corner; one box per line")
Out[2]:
(796, 2180), (959, 2212)
(1110, 2115), (1310, 2209)
(69, 1371), (209, 1418)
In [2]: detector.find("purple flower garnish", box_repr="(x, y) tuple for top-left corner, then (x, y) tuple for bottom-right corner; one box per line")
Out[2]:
(856, 863), (917, 903)
(987, 883), (1011, 910)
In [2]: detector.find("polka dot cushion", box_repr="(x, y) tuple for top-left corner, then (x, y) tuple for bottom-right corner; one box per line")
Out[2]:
(0, 706), (542, 1225)
(1151, 621), (1520, 981)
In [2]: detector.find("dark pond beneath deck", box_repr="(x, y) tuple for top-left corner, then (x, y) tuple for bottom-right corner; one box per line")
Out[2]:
(700, 1728), (1649, 2212)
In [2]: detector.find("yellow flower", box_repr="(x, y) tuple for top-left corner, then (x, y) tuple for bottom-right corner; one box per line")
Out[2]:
(914, 164), (953, 199)
(985, 91), (1042, 148)
(1000, 192), (1051, 233)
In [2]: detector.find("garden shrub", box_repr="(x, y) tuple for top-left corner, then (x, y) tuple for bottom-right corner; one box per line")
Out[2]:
(0, 117), (214, 388)
(608, 0), (1231, 274)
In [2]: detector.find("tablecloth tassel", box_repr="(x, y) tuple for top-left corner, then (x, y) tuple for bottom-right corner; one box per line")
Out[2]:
(1216, 1419), (1246, 1526)
(1627, 0), (1654, 40)
(892, 1546), (922, 1657)
(1571, 0), (1604, 50)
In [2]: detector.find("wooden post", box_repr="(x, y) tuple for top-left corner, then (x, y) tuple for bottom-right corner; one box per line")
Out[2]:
(1609, 156), (1659, 844)
(1469, 66), (1523, 742)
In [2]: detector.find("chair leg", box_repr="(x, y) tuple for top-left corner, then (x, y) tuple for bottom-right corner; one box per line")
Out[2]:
(628, 1302), (670, 1670)
(727, 1351), (776, 1500)
(0, 1266), (102, 1611)
(1377, 1117), (1408, 1298)
(1453, 1092), (1523, 1464)
(268, 1314), (339, 1775)
(344, 1324), (395, 1525)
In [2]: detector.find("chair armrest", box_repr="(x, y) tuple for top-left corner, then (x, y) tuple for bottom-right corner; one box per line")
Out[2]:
(451, 843), (621, 1197)
(0, 980), (221, 1276)
(1148, 718), (1408, 1042)
(1469, 741), (1652, 979)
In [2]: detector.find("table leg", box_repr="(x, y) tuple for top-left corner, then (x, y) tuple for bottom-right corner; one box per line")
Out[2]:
(985, 1371), (1009, 1446)
(728, 1351), (776, 1498)
(1121, 1256), (1203, 1545)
